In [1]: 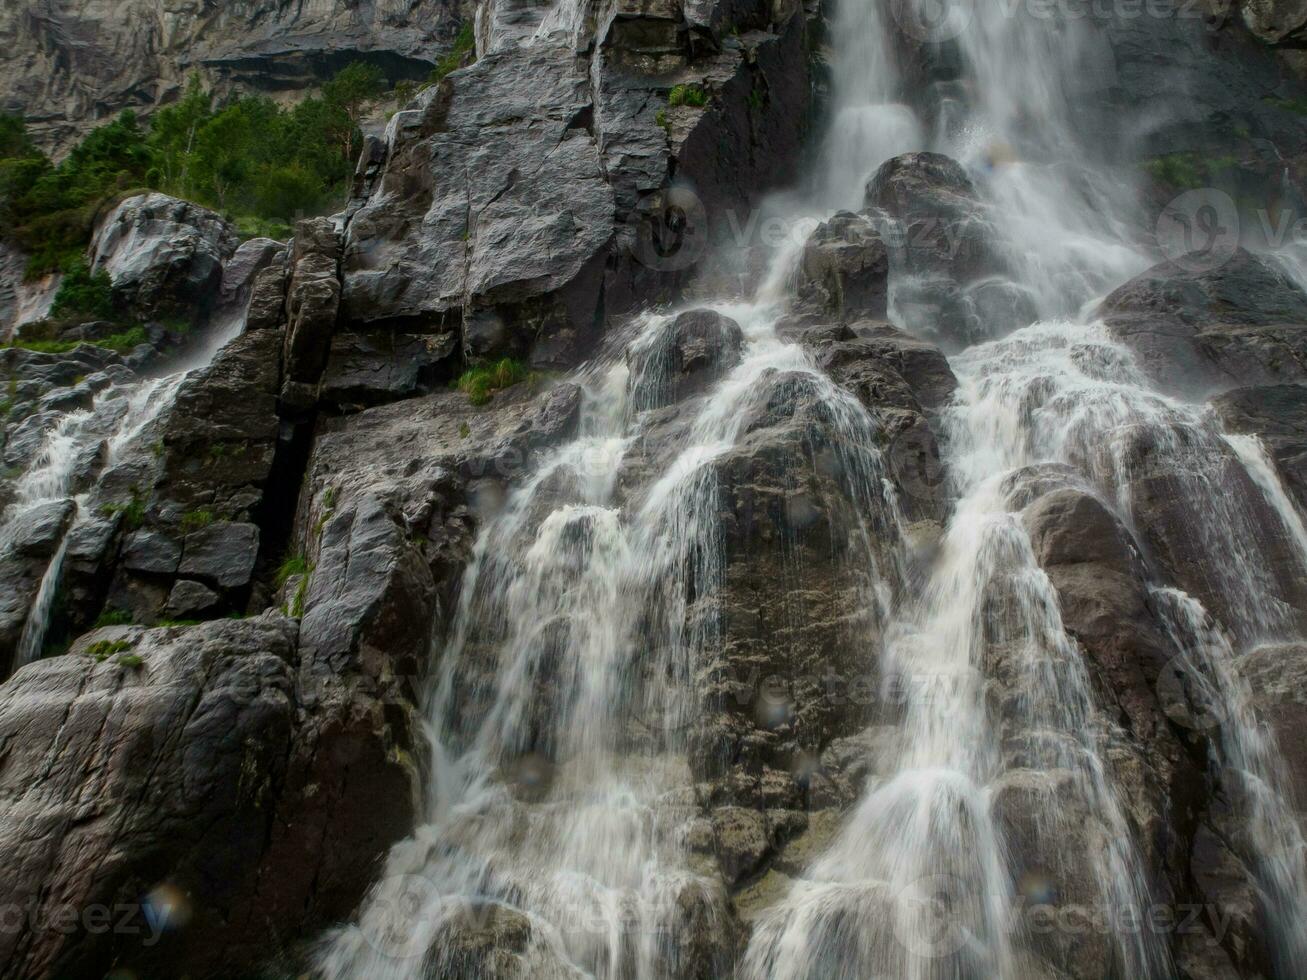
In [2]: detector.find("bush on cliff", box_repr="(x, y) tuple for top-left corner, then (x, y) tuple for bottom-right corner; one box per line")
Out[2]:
(0, 60), (391, 277)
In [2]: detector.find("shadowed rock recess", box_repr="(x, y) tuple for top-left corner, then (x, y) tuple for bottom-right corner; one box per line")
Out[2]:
(5, 0), (1307, 978)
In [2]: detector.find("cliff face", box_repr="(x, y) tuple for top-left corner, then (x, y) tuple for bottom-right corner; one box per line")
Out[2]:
(0, 0), (471, 154)
(5, 1), (1307, 979)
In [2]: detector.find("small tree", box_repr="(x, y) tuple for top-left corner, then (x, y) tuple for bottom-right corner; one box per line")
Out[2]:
(321, 62), (386, 164)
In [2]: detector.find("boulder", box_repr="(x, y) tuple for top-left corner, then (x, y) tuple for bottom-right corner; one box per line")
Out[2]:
(793, 211), (889, 322)
(121, 529), (182, 576)
(1237, 642), (1307, 830)
(342, 44), (614, 363)
(1210, 382), (1307, 512)
(178, 522), (260, 591)
(243, 263), (288, 332)
(282, 218), (343, 394)
(864, 152), (1033, 348)
(319, 330), (459, 410)
(0, 618), (297, 977)
(0, 611), (424, 977)
(627, 309), (745, 410)
(4, 499), (75, 558)
(89, 193), (239, 317)
(164, 579), (222, 619)
(159, 327), (282, 520)
(1097, 249), (1307, 396)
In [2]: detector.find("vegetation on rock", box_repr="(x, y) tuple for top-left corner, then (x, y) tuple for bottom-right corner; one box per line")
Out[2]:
(668, 84), (709, 108)
(456, 357), (531, 406)
(0, 61), (391, 277)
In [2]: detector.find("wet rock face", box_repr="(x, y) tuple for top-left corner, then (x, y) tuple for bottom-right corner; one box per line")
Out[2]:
(89, 193), (239, 319)
(1213, 382), (1307, 511)
(0, 617), (299, 978)
(863, 152), (1035, 349)
(1239, 643), (1307, 822)
(343, 1), (814, 367)
(1097, 249), (1307, 396)
(793, 212), (889, 323)
(627, 309), (746, 410)
(283, 217), (344, 404)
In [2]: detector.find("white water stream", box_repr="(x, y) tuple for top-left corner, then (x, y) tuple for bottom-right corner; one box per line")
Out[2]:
(1, 315), (246, 671)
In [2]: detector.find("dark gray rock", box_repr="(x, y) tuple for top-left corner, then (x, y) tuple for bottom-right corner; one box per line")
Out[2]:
(300, 493), (437, 681)
(121, 529), (182, 576)
(864, 152), (1034, 348)
(1211, 383), (1307, 512)
(627, 309), (746, 410)
(319, 330), (458, 409)
(88, 193), (239, 318)
(1238, 642), (1307, 831)
(283, 218), (343, 392)
(244, 263), (288, 333)
(164, 579), (222, 618)
(794, 211), (889, 322)
(159, 327), (282, 521)
(0, 618), (297, 977)
(1097, 249), (1307, 396)
(342, 44), (614, 362)
(179, 522), (260, 590)
(5, 499), (74, 558)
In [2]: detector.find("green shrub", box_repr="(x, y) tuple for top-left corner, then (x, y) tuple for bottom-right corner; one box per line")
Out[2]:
(1265, 96), (1307, 116)
(50, 257), (115, 320)
(428, 23), (477, 88)
(100, 494), (146, 530)
(290, 572), (311, 617)
(234, 214), (294, 241)
(2, 336), (78, 354)
(116, 653), (144, 668)
(94, 608), (134, 628)
(1, 61), (396, 274)
(180, 509), (215, 533)
(668, 84), (709, 108)
(456, 357), (530, 406)
(100, 325), (148, 352)
(1142, 153), (1237, 191)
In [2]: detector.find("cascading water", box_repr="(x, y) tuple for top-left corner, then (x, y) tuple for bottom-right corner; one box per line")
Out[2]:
(321, 0), (1307, 975)
(1153, 588), (1307, 977)
(0, 317), (247, 672)
(319, 244), (908, 976)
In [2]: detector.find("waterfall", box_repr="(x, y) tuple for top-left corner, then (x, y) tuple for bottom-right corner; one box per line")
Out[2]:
(320, 273), (908, 977)
(1152, 588), (1307, 975)
(0, 320), (244, 673)
(319, 0), (1307, 975)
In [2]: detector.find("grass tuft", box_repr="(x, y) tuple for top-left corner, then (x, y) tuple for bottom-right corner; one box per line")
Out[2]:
(456, 357), (530, 406)
(668, 84), (709, 108)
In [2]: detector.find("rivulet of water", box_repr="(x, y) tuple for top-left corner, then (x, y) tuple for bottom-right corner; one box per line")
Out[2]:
(2, 315), (247, 673)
